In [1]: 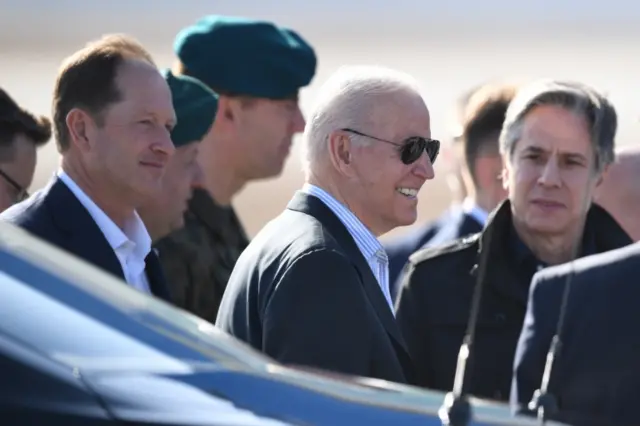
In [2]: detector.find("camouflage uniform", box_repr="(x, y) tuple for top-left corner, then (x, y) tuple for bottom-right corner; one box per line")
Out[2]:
(154, 188), (249, 323)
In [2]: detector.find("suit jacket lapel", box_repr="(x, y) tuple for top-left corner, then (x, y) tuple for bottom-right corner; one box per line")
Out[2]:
(286, 191), (410, 356)
(145, 250), (171, 302)
(45, 177), (125, 280)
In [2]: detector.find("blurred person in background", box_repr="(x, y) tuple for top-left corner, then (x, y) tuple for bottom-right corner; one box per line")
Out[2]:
(139, 71), (216, 242)
(385, 82), (515, 296)
(216, 65), (436, 384)
(0, 34), (176, 301)
(155, 15), (317, 324)
(395, 80), (631, 401)
(593, 145), (640, 241)
(0, 88), (51, 212)
(140, 71), (218, 310)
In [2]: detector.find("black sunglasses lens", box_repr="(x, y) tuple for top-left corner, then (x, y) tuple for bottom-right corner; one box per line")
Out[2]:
(400, 138), (423, 164)
(426, 140), (440, 164)
(401, 138), (440, 165)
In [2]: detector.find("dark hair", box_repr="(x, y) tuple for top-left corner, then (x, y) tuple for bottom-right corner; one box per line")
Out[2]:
(0, 88), (52, 160)
(52, 34), (155, 152)
(462, 83), (517, 183)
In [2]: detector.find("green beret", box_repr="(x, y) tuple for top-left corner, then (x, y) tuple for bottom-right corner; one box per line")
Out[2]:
(173, 15), (317, 99)
(163, 70), (218, 148)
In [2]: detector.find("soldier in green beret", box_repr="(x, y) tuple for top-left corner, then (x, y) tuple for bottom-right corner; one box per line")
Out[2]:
(139, 70), (217, 255)
(154, 15), (317, 323)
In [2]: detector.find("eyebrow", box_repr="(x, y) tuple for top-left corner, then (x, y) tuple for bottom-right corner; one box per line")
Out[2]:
(523, 146), (588, 162)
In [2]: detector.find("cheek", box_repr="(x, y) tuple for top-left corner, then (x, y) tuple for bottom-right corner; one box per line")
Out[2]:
(568, 176), (597, 210)
(162, 165), (182, 192)
(0, 188), (12, 211)
(512, 165), (538, 192)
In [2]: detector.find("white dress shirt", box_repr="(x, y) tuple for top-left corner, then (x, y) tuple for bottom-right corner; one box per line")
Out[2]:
(302, 184), (394, 314)
(57, 170), (152, 294)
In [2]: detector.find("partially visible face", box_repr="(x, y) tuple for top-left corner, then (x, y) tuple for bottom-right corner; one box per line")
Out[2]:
(86, 59), (176, 203)
(234, 96), (306, 180)
(349, 91), (435, 235)
(0, 133), (37, 212)
(593, 154), (640, 242)
(474, 148), (508, 212)
(138, 143), (202, 240)
(503, 104), (601, 236)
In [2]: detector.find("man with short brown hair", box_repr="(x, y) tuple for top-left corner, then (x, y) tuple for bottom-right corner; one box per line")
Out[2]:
(1, 34), (176, 301)
(154, 15), (317, 323)
(0, 87), (51, 211)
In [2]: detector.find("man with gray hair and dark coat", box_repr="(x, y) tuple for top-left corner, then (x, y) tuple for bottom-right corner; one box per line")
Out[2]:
(395, 80), (631, 401)
(217, 65), (437, 383)
(512, 151), (640, 425)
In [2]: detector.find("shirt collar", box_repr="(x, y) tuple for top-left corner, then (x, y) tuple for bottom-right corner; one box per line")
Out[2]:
(57, 169), (151, 260)
(301, 183), (386, 263)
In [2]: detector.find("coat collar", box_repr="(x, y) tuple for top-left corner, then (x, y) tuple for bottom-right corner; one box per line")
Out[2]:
(286, 191), (411, 357)
(475, 200), (632, 305)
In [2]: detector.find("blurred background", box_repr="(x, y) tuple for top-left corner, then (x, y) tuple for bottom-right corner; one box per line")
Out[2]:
(1, 0), (638, 239)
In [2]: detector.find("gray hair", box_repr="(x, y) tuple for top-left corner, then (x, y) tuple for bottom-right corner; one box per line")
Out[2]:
(301, 65), (422, 177)
(499, 80), (617, 173)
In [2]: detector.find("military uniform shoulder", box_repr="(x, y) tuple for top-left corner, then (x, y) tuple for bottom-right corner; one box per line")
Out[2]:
(408, 232), (480, 266)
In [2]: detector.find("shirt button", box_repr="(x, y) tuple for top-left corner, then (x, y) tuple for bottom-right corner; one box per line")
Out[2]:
(494, 390), (503, 400)
(494, 313), (506, 323)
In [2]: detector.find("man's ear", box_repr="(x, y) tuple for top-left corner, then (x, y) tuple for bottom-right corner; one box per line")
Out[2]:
(215, 96), (236, 125)
(500, 166), (509, 191)
(65, 108), (95, 152)
(327, 130), (355, 177)
(595, 163), (610, 188)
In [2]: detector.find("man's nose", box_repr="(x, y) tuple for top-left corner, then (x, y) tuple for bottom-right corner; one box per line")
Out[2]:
(538, 158), (561, 187)
(412, 151), (436, 180)
(153, 129), (176, 159)
(291, 106), (306, 133)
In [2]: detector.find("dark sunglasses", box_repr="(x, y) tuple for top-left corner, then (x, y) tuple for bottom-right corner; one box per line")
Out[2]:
(0, 169), (29, 202)
(341, 128), (440, 165)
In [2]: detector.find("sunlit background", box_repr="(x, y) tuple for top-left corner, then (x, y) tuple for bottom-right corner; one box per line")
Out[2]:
(2, 0), (638, 239)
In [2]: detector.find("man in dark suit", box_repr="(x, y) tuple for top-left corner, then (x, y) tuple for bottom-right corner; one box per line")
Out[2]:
(512, 242), (639, 426)
(384, 82), (515, 294)
(216, 65), (436, 383)
(0, 34), (176, 301)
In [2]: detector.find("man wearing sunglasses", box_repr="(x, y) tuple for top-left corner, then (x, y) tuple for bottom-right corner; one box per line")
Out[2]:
(0, 88), (51, 212)
(384, 82), (515, 298)
(216, 66), (435, 384)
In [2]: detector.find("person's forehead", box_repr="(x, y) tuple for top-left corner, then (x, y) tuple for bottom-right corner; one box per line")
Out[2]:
(2, 135), (36, 186)
(519, 107), (592, 154)
(115, 61), (174, 111)
(368, 92), (430, 138)
(10, 134), (37, 161)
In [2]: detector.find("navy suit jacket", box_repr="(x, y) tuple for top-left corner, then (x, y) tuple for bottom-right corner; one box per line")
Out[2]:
(0, 178), (171, 302)
(216, 191), (414, 384)
(384, 205), (484, 298)
(512, 241), (640, 426)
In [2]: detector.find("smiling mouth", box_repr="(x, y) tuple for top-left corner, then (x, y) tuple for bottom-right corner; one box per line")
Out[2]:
(396, 188), (419, 198)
